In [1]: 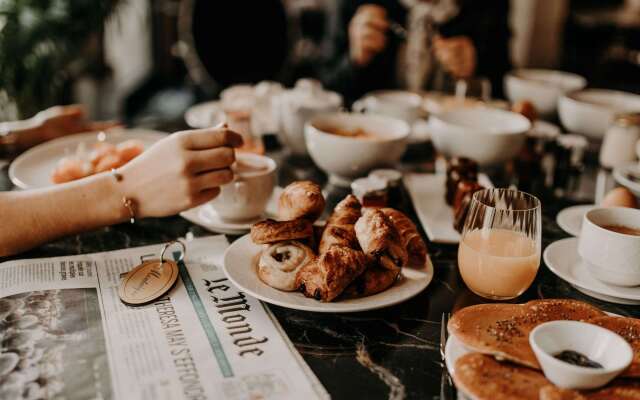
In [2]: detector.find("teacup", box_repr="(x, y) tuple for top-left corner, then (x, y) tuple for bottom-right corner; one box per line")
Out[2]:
(352, 90), (423, 124)
(578, 207), (640, 286)
(210, 153), (276, 221)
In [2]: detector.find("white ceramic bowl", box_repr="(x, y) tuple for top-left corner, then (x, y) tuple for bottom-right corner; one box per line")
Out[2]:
(558, 89), (640, 139)
(530, 320), (633, 390)
(305, 113), (409, 185)
(352, 90), (424, 124)
(505, 69), (587, 117)
(578, 207), (640, 286)
(428, 107), (530, 166)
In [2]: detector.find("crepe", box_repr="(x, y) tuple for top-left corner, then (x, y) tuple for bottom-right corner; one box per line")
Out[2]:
(453, 353), (550, 400)
(456, 354), (640, 400)
(540, 382), (640, 400)
(591, 316), (640, 378)
(448, 299), (606, 369)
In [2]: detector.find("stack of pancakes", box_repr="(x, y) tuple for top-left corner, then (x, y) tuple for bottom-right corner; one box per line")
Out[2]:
(447, 299), (640, 399)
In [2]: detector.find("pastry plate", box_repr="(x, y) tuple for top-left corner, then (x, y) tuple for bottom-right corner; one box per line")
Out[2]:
(184, 100), (225, 129)
(180, 187), (283, 235)
(613, 162), (640, 197)
(555, 204), (595, 237)
(223, 234), (434, 313)
(543, 238), (640, 305)
(403, 173), (493, 244)
(9, 128), (167, 189)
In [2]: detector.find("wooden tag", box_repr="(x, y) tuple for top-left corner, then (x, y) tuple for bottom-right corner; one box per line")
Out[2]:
(118, 259), (179, 306)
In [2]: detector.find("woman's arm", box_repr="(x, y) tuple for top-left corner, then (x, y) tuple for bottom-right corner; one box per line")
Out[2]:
(0, 127), (242, 257)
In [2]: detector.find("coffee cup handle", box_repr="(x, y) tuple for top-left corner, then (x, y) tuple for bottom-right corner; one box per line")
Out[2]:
(233, 181), (249, 207)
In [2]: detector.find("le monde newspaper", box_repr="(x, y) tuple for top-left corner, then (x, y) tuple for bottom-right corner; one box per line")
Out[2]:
(0, 235), (329, 400)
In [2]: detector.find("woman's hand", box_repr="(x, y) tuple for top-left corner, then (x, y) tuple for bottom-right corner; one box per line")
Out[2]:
(349, 4), (389, 67)
(118, 126), (243, 218)
(433, 35), (477, 79)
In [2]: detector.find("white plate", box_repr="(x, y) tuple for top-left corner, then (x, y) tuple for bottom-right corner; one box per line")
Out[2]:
(445, 310), (620, 399)
(403, 173), (493, 244)
(180, 187), (283, 235)
(556, 204), (595, 237)
(9, 128), (167, 189)
(223, 234), (434, 313)
(613, 162), (640, 197)
(544, 238), (640, 304)
(184, 100), (225, 129)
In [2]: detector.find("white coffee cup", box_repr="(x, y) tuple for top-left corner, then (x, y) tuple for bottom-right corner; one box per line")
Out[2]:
(352, 90), (423, 124)
(578, 207), (640, 286)
(210, 153), (277, 221)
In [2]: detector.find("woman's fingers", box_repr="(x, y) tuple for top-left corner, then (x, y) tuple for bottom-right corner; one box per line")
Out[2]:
(178, 128), (243, 150)
(187, 146), (236, 173)
(193, 168), (234, 191)
(190, 187), (222, 208)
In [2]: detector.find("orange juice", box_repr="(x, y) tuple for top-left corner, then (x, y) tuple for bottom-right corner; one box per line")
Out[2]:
(458, 228), (540, 299)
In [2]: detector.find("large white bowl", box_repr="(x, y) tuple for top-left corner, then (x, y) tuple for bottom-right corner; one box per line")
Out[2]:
(305, 113), (409, 185)
(558, 89), (640, 139)
(428, 107), (530, 165)
(504, 69), (586, 117)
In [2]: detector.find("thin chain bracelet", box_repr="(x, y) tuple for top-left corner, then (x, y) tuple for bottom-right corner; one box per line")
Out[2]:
(111, 169), (136, 224)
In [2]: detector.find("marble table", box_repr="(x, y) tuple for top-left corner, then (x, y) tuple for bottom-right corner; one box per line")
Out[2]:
(2, 137), (638, 400)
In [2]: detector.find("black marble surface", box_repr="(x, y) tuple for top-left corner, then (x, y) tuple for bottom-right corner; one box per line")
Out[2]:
(2, 137), (639, 400)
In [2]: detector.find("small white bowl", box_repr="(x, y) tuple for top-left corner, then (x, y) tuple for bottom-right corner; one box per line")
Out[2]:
(428, 107), (530, 166)
(529, 320), (633, 390)
(305, 113), (409, 186)
(558, 89), (640, 139)
(504, 69), (587, 117)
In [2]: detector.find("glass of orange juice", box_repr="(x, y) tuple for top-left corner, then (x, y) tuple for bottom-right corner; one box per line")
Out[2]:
(458, 188), (541, 300)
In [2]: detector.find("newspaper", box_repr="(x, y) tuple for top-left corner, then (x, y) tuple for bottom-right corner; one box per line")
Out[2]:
(0, 235), (329, 400)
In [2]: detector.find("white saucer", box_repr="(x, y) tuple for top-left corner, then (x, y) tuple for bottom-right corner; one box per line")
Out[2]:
(180, 187), (282, 235)
(543, 238), (640, 304)
(613, 162), (640, 197)
(556, 204), (595, 237)
(222, 234), (434, 313)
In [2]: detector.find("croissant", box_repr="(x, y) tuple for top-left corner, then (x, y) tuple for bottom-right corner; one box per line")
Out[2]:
(341, 265), (400, 298)
(355, 208), (408, 270)
(278, 181), (325, 222)
(318, 195), (362, 254)
(380, 208), (427, 266)
(295, 245), (368, 302)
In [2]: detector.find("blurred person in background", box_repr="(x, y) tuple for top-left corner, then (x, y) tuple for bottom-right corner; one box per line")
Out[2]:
(322, 0), (511, 103)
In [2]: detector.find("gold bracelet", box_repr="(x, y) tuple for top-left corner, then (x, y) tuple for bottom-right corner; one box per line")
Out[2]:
(111, 169), (136, 224)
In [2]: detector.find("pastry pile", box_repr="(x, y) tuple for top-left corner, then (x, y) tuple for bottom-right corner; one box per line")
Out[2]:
(448, 299), (640, 400)
(250, 180), (428, 302)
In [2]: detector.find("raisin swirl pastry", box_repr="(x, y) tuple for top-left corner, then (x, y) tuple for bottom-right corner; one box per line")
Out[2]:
(257, 241), (315, 291)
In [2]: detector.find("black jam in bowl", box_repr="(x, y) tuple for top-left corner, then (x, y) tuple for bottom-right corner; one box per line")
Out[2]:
(554, 350), (603, 369)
